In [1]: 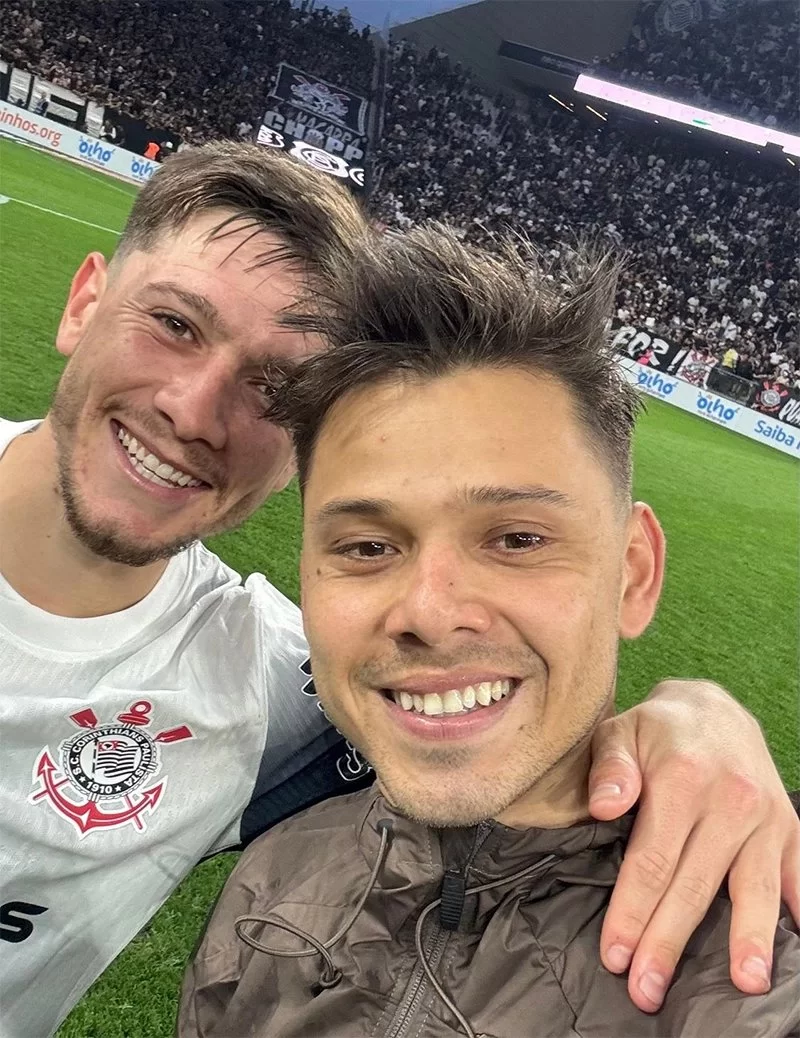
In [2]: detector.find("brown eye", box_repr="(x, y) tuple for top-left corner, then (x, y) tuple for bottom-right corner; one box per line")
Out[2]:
(154, 312), (193, 339)
(490, 532), (546, 552)
(333, 541), (397, 561)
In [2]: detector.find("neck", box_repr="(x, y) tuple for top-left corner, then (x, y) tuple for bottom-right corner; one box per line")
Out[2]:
(495, 703), (615, 830)
(0, 420), (169, 617)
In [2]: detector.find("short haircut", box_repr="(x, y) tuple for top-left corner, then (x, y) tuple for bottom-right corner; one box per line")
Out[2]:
(112, 141), (367, 286)
(269, 223), (641, 495)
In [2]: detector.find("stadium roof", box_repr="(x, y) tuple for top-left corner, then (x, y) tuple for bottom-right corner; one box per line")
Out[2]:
(387, 0), (640, 96)
(320, 0), (478, 31)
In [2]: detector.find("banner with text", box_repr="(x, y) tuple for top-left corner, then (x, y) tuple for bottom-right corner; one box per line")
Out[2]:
(261, 62), (370, 184)
(617, 357), (799, 458)
(0, 103), (157, 184)
(611, 325), (687, 374)
(257, 123), (365, 193)
(612, 324), (797, 429)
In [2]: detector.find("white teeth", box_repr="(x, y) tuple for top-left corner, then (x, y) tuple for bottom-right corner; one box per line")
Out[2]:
(117, 424), (202, 489)
(392, 680), (512, 717)
(130, 457), (176, 487)
(442, 690), (463, 713)
(423, 693), (443, 716)
(476, 682), (493, 706)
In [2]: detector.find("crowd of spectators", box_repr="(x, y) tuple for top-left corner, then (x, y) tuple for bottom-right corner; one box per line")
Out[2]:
(1, 0), (372, 141)
(1, 0), (797, 386)
(601, 0), (799, 133)
(376, 39), (798, 385)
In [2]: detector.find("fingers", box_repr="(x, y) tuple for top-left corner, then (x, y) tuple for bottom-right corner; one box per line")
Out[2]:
(725, 829), (784, 995)
(779, 820), (800, 927)
(588, 715), (644, 821)
(622, 821), (772, 1013)
(600, 781), (696, 991)
(602, 772), (789, 1013)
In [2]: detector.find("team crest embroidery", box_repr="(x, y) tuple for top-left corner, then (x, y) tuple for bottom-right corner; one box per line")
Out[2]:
(29, 700), (193, 838)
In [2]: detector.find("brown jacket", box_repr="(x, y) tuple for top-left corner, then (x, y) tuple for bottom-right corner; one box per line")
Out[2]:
(180, 787), (800, 1038)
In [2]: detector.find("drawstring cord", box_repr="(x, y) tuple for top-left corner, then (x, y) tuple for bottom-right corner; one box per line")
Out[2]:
(234, 818), (393, 990)
(413, 853), (557, 1038)
(237, 821), (553, 1038)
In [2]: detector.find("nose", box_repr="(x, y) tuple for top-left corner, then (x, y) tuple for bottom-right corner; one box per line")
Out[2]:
(383, 544), (492, 647)
(152, 357), (231, 451)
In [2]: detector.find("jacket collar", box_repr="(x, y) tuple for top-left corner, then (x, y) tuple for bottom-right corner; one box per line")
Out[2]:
(356, 785), (635, 890)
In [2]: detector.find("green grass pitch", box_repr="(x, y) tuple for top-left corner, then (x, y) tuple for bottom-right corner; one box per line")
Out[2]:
(0, 137), (797, 1037)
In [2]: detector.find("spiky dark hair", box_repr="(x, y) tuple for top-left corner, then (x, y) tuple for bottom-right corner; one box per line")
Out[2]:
(269, 223), (641, 495)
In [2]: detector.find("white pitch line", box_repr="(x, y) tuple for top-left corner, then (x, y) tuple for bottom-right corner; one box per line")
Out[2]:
(0, 195), (121, 234)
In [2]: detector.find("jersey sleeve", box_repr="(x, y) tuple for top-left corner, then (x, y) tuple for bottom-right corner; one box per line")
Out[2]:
(209, 574), (373, 853)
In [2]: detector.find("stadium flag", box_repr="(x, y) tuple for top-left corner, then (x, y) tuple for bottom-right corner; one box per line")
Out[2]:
(270, 63), (369, 136)
(675, 348), (717, 388)
(750, 378), (800, 427)
(611, 324), (687, 374)
(778, 391), (800, 429)
(260, 62), (370, 197)
(257, 124), (365, 195)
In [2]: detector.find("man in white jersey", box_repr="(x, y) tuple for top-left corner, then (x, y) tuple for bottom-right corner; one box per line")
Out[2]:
(0, 143), (798, 1037)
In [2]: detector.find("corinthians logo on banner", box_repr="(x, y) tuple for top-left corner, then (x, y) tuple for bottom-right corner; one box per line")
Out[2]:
(29, 700), (193, 837)
(270, 63), (369, 137)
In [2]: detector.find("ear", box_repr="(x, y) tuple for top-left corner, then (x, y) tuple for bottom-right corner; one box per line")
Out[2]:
(618, 502), (666, 639)
(55, 253), (109, 358)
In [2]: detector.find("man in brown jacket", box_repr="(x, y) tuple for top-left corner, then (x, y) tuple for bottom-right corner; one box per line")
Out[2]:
(180, 228), (800, 1037)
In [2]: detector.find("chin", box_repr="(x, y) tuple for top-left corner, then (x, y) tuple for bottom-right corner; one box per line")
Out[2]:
(380, 775), (511, 829)
(64, 499), (194, 566)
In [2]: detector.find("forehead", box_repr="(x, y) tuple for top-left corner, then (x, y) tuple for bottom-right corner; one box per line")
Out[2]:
(306, 368), (614, 511)
(124, 210), (305, 311)
(116, 211), (316, 359)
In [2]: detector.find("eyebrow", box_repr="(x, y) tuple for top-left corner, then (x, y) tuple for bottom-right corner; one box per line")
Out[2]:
(310, 484), (577, 526)
(461, 484), (576, 509)
(141, 280), (303, 372)
(142, 280), (232, 338)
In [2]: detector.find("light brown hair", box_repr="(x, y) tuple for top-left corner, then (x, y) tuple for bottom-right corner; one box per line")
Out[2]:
(113, 141), (368, 285)
(270, 223), (640, 495)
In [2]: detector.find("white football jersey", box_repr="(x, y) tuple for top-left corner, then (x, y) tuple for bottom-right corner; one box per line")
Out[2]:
(0, 418), (371, 1038)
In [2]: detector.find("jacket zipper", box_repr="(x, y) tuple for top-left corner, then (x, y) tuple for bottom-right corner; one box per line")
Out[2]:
(381, 822), (494, 1038)
(382, 921), (449, 1038)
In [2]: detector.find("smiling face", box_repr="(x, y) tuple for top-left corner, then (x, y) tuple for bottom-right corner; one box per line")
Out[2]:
(49, 211), (315, 566)
(300, 367), (664, 828)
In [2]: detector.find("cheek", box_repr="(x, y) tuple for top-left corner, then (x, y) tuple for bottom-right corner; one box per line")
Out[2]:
(543, 582), (621, 701)
(523, 572), (616, 670)
(230, 424), (293, 488)
(301, 576), (377, 676)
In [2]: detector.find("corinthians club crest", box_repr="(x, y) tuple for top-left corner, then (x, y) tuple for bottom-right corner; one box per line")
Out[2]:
(30, 700), (193, 838)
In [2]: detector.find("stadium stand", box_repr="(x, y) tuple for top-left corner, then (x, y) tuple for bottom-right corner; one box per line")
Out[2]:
(1, 0), (797, 384)
(599, 0), (799, 133)
(0, 0), (373, 141)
